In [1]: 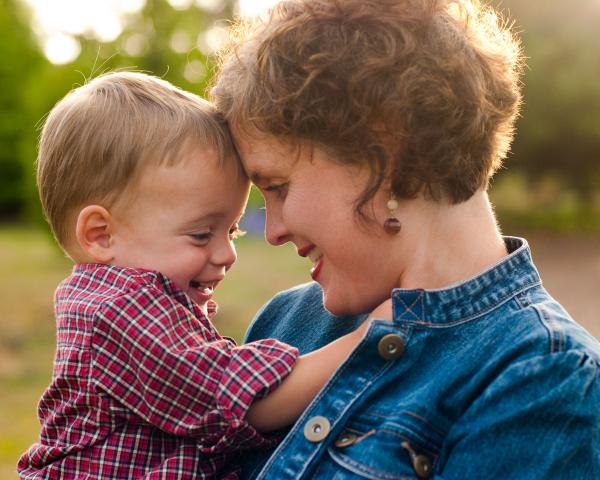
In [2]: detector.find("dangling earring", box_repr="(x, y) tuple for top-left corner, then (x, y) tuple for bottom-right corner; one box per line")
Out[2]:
(383, 192), (401, 235)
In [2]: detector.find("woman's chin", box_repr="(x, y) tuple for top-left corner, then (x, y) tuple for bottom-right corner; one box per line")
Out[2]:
(322, 289), (390, 317)
(322, 294), (369, 317)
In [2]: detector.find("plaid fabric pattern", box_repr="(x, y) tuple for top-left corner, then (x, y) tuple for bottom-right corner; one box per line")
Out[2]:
(18, 264), (298, 479)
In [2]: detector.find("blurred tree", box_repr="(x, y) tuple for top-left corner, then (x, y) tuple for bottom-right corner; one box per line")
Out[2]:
(65, 0), (234, 96)
(498, 0), (600, 201)
(8, 0), (235, 223)
(0, 0), (44, 219)
(2, 0), (598, 225)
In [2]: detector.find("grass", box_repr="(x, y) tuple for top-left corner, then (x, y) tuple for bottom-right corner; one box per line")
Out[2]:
(0, 225), (310, 478)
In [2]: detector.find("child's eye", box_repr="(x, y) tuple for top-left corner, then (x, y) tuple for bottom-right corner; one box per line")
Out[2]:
(189, 231), (212, 244)
(229, 224), (246, 241)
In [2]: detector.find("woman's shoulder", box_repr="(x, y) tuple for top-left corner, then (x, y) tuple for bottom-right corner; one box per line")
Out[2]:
(244, 282), (365, 353)
(465, 285), (600, 425)
(505, 283), (600, 364)
(263, 281), (324, 309)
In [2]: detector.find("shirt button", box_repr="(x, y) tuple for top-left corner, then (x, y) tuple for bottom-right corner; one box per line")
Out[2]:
(303, 416), (331, 443)
(334, 432), (358, 448)
(413, 454), (433, 478)
(377, 333), (405, 360)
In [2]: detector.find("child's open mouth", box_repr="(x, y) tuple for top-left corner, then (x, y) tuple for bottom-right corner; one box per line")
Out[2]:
(189, 280), (215, 295)
(188, 280), (219, 305)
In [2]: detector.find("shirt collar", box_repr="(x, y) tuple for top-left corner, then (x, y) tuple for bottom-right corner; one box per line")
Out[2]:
(71, 263), (214, 319)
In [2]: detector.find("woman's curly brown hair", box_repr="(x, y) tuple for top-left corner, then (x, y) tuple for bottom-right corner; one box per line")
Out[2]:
(211, 0), (524, 210)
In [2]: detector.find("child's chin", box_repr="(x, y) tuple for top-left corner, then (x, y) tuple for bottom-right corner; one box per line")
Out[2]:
(189, 295), (207, 313)
(192, 296), (206, 307)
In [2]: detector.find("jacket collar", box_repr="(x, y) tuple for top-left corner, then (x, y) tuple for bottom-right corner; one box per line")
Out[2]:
(391, 237), (541, 326)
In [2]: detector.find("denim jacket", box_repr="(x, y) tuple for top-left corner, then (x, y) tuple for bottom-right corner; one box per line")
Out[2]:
(242, 237), (600, 479)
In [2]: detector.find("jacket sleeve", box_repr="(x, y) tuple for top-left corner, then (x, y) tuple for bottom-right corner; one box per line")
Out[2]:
(435, 350), (600, 479)
(89, 285), (298, 454)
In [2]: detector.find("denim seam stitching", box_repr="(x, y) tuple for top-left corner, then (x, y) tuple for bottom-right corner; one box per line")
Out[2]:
(513, 291), (525, 309)
(532, 304), (564, 354)
(396, 294), (424, 321)
(310, 459), (325, 478)
(365, 410), (447, 437)
(404, 281), (542, 328)
(377, 427), (440, 457)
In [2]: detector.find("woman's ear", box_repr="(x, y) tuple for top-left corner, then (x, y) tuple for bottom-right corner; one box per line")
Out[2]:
(75, 205), (115, 264)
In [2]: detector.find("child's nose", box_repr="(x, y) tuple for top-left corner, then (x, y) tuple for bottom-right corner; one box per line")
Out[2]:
(212, 238), (237, 270)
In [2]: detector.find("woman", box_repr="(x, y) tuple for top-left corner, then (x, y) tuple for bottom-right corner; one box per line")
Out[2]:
(211, 0), (600, 478)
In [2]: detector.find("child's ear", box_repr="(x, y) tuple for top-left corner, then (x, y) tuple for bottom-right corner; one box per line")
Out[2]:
(75, 205), (115, 264)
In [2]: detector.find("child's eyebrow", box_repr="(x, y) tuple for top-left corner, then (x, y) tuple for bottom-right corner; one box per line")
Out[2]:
(180, 213), (223, 228)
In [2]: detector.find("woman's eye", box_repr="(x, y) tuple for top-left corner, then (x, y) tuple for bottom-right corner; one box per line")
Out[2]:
(264, 183), (288, 199)
(229, 224), (246, 240)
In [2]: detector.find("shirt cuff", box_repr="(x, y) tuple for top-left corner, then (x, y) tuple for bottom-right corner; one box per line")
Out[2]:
(199, 338), (298, 453)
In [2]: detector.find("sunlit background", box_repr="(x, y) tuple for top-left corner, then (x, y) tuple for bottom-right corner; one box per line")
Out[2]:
(23, 0), (280, 64)
(0, 0), (599, 477)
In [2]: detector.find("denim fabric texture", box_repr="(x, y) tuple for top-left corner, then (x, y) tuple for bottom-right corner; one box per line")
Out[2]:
(242, 237), (600, 479)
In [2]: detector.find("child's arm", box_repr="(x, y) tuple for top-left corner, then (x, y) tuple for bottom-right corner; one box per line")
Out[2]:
(246, 299), (392, 431)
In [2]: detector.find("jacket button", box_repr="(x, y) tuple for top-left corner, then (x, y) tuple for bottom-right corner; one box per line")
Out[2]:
(334, 432), (358, 448)
(377, 334), (405, 360)
(413, 454), (433, 478)
(303, 416), (331, 443)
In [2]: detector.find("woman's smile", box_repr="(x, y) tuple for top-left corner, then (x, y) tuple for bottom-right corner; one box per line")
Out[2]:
(307, 248), (324, 280)
(297, 244), (324, 280)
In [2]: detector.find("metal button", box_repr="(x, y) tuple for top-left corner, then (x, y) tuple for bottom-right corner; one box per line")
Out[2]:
(413, 454), (433, 478)
(377, 333), (405, 360)
(303, 416), (331, 443)
(334, 432), (358, 448)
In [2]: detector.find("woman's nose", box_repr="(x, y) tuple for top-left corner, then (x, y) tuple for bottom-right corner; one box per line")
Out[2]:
(264, 208), (290, 246)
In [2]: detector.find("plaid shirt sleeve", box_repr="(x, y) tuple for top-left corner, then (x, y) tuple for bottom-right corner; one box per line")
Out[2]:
(90, 284), (298, 454)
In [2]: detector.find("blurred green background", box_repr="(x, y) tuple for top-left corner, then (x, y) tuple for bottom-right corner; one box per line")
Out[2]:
(0, 0), (599, 477)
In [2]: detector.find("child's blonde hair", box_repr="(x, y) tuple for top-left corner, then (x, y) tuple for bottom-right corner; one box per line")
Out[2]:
(37, 71), (238, 250)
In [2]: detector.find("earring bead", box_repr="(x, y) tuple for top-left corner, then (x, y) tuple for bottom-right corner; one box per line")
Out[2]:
(383, 217), (402, 235)
(387, 199), (399, 210)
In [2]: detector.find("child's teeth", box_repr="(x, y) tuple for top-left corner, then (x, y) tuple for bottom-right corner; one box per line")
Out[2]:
(190, 281), (214, 293)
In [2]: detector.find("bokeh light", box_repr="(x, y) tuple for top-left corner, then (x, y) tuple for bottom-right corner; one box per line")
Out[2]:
(43, 32), (81, 65)
(237, 0), (280, 17)
(25, 0), (284, 64)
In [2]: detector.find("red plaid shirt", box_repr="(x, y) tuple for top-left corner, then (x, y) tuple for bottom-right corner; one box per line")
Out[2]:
(18, 264), (298, 479)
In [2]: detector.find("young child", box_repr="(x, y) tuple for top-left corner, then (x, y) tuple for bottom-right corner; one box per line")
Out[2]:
(18, 72), (376, 479)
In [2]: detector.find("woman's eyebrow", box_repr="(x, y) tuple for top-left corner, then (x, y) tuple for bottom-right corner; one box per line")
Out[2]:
(250, 172), (267, 185)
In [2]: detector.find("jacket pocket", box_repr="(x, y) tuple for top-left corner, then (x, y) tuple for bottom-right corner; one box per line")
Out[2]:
(311, 409), (444, 480)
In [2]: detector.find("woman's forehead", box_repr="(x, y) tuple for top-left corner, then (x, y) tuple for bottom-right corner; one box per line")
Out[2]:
(234, 132), (307, 174)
